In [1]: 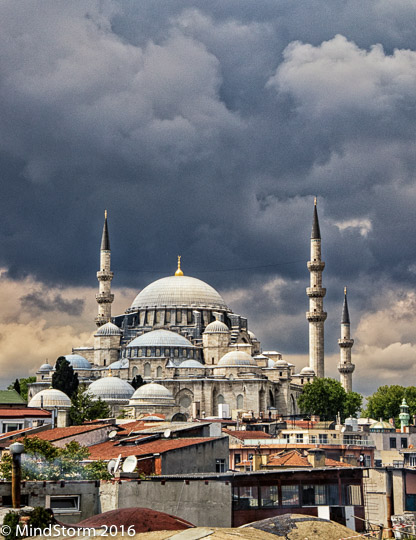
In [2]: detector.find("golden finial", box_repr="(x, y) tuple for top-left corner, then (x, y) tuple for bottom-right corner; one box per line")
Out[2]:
(104, 209), (107, 219)
(344, 286), (347, 296)
(108, 367), (112, 377)
(314, 196), (317, 206)
(175, 255), (184, 276)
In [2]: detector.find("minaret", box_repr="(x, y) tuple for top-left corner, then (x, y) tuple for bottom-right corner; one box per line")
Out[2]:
(306, 198), (327, 377)
(338, 287), (355, 391)
(95, 210), (114, 327)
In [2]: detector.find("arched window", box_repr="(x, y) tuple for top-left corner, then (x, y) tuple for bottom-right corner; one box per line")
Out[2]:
(217, 394), (225, 405)
(156, 348), (161, 356)
(189, 350), (194, 358)
(236, 394), (243, 409)
(174, 349), (179, 357)
(166, 311), (171, 323)
(165, 348), (169, 356)
(146, 348), (151, 357)
(132, 366), (138, 377)
(187, 311), (192, 324)
(176, 310), (182, 323)
(139, 349), (143, 357)
(144, 363), (151, 377)
(156, 366), (162, 378)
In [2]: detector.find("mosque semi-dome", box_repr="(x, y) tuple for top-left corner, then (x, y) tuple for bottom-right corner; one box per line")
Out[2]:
(109, 359), (129, 369)
(59, 354), (92, 370)
(95, 322), (122, 336)
(88, 376), (134, 402)
(204, 320), (230, 333)
(217, 350), (258, 368)
(127, 329), (194, 349)
(28, 388), (71, 409)
(179, 359), (205, 368)
(129, 383), (175, 406)
(130, 275), (229, 311)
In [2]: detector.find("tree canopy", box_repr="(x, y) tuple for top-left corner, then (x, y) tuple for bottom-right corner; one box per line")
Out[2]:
(69, 385), (111, 425)
(52, 357), (79, 398)
(8, 376), (36, 401)
(297, 378), (362, 421)
(364, 385), (416, 425)
(0, 436), (110, 481)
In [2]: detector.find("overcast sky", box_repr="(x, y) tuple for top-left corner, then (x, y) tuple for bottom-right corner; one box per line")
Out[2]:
(1, 0), (416, 395)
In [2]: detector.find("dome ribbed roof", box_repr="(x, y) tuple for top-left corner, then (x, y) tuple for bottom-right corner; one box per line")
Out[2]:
(127, 330), (195, 348)
(204, 320), (229, 333)
(109, 359), (129, 369)
(130, 383), (175, 406)
(130, 275), (228, 311)
(179, 360), (205, 368)
(300, 366), (315, 375)
(88, 376), (134, 402)
(217, 351), (258, 368)
(95, 322), (122, 336)
(39, 363), (53, 372)
(60, 354), (91, 370)
(275, 359), (289, 367)
(28, 388), (71, 409)
(370, 420), (395, 432)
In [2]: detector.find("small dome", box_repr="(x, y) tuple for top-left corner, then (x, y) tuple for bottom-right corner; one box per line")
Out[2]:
(28, 388), (71, 409)
(248, 330), (258, 340)
(127, 330), (194, 349)
(88, 376), (134, 402)
(275, 359), (289, 367)
(204, 320), (229, 334)
(95, 322), (122, 336)
(370, 420), (395, 432)
(217, 351), (258, 368)
(178, 360), (205, 368)
(59, 354), (92, 370)
(300, 366), (315, 375)
(109, 359), (129, 369)
(130, 383), (175, 406)
(39, 362), (53, 372)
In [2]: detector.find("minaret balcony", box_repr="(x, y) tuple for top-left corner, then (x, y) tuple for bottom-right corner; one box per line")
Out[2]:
(96, 293), (114, 303)
(306, 287), (326, 298)
(306, 311), (327, 322)
(338, 338), (354, 348)
(95, 315), (107, 327)
(307, 261), (325, 272)
(338, 363), (355, 374)
(97, 271), (114, 280)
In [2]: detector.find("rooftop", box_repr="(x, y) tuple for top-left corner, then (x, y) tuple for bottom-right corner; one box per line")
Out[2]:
(0, 390), (26, 405)
(223, 429), (272, 440)
(0, 407), (51, 418)
(23, 423), (110, 442)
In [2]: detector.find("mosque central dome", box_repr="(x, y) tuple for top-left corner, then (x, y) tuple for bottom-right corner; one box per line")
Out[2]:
(130, 275), (229, 311)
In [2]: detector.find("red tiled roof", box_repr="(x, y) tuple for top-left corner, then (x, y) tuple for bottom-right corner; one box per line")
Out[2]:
(0, 426), (50, 440)
(88, 437), (220, 460)
(267, 450), (351, 468)
(0, 408), (51, 418)
(223, 429), (272, 440)
(24, 424), (110, 442)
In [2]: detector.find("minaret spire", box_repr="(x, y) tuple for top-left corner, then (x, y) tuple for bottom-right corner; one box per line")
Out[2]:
(95, 210), (114, 327)
(306, 197), (327, 377)
(338, 287), (355, 391)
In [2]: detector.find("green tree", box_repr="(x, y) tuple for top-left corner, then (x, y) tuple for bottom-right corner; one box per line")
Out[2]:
(69, 385), (111, 425)
(297, 378), (362, 421)
(52, 357), (79, 399)
(7, 376), (36, 401)
(364, 385), (416, 425)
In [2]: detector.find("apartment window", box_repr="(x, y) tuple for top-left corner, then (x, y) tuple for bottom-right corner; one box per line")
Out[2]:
(234, 454), (241, 465)
(409, 456), (416, 467)
(281, 485), (299, 506)
(319, 434), (328, 444)
(390, 437), (397, 449)
(296, 434), (304, 443)
(401, 438), (408, 449)
(261, 485), (279, 507)
(3, 423), (23, 433)
(48, 496), (80, 512)
(216, 459), (226, 473)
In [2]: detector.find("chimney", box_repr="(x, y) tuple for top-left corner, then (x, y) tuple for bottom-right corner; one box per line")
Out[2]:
(10, 442), (24, 508)
(57, 409), (70, 428)
(307, 448), (326, 468)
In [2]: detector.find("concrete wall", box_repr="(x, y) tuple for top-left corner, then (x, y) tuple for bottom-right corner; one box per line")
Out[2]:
(0, 481), (99, 524)
(99, 479), (232, 527)
(161, 437), (229, 475)
(50, 426), (112, 448)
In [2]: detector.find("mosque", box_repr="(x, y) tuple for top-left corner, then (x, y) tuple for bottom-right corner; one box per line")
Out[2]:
(28, 201), (355, 420)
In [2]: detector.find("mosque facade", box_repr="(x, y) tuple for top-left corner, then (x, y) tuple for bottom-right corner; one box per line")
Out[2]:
(29, 202), (354, 420)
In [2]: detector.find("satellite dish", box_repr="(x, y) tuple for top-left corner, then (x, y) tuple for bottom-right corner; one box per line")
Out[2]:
(107, 459), (116, 475)
(113, 454), (122, 473)
(109, 430), (118, 439)
(163, 429), (171, 439)
(122, 455), (138, 473)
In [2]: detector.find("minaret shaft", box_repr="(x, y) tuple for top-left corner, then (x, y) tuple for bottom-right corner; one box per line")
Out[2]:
(306, 199), (326, 378)
(338, 288), (355, 391)
(95, 212), (114, 327)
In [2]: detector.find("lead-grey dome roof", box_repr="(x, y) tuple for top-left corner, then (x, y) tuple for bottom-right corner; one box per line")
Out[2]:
(39, 362), (53, 372)
(130, 275), (229, 311)
(217, 350), (258, 367)
(129, 383), (175, 406)
(95, 322), (122, 336)
(88, 376), (134, 402)
(127, 329), (195, 348)
(179, 359), (205, 368)
(204, 320), (229, 333)
(28, 388), (71, 409)
(59, 354), (91, 370)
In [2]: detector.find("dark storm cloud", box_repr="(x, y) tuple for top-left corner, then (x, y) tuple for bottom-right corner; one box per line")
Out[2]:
(20, 290), (84, 316)
(0, 0), (416, 381)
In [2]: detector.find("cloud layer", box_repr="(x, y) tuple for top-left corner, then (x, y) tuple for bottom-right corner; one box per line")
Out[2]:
(0, 1), (416, 394)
